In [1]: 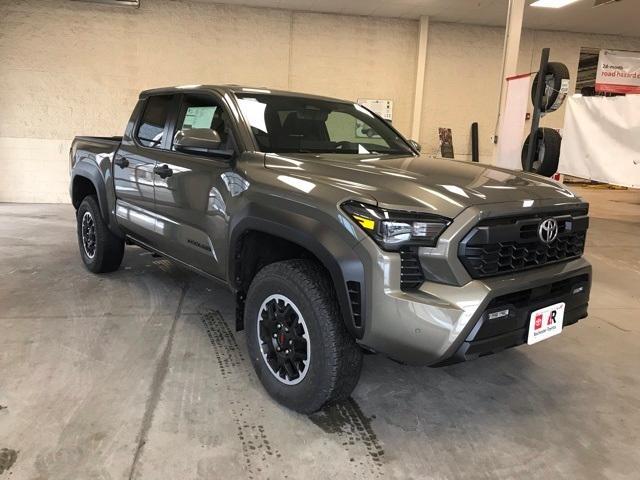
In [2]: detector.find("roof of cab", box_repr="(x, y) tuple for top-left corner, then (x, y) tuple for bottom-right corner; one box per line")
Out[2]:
(138, 84), (351, 104)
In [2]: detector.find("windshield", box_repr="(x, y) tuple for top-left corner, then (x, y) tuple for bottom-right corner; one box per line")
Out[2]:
(235, 93), (413, 155)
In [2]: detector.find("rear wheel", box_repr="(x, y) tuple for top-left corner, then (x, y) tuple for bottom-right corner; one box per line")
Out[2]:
(76, 195), (124, 273)
(245, 259), (363, 413)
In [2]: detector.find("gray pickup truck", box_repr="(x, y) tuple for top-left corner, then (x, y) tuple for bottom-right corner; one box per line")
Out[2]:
(70, 85), (591, 413)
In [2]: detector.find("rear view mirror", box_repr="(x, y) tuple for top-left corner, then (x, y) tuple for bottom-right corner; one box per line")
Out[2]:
(174, 128), (233, 159)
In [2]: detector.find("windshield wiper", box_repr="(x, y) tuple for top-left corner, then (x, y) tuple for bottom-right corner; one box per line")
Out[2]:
(369, 150), (411, 155)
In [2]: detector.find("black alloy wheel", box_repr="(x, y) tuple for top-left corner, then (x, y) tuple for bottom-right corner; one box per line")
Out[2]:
(81, 211), (97, 259)
(257, 294), (311, 385)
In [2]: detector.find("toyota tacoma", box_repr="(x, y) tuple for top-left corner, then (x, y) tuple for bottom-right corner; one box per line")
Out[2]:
(70, 85), (591, 413)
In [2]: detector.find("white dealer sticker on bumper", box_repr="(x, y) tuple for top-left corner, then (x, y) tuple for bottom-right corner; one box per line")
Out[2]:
(527, 302), (565, 345)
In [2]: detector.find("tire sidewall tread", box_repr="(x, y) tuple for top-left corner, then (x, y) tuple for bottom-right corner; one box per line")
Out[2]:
(76, 195), (124, 273)
(521, 127), (561, 177)
(245, 259), (362, 413)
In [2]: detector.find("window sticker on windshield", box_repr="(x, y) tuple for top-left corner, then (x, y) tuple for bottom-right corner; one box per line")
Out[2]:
(183, 106), (216, 129)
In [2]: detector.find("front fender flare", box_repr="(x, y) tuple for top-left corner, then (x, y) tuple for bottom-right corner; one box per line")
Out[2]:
(229, 207), (366, 339)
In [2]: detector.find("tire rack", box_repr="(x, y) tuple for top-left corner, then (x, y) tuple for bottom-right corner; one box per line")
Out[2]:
(524, 47), (550, 173)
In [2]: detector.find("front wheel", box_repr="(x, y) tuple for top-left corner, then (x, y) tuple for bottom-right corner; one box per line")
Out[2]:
(76, 195), (124, 273)
(245, 260), (363, 413)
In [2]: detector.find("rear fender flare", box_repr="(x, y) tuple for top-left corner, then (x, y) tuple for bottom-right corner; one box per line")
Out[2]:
(72, 161), (122, 237)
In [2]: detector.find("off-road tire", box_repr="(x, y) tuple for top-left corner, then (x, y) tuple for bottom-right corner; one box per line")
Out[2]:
(531, 62), (570, 113)
(76, 195), (124, 273)
(521, 127), (561, 177)
(245, 259), (363, 414)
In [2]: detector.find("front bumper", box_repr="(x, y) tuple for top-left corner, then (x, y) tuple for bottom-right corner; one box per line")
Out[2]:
(353, 201), (592, 365)
(434, 270), (590, 365)
(356, 250), (591, 365)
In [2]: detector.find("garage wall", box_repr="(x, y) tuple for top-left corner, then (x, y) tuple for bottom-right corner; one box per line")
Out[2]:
(420, 23), (640, 163)
(0, 1), (290, 202)
(1, 0), (639, 202)
(0, 0), (417, 203)
(288, 12), (417, 137)
(420, 23), (505, 163)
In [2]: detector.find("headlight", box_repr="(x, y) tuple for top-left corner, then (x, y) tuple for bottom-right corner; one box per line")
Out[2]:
(341, 201), (450, 251)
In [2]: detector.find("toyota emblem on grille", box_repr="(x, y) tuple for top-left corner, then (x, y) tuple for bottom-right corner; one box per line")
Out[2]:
(538, 218), (559, 244)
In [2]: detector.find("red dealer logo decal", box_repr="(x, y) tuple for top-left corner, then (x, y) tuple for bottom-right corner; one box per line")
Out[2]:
(534, 313), (543, 330)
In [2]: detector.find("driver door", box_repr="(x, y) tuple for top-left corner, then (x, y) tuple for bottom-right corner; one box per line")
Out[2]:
(152, 93), (237, 279)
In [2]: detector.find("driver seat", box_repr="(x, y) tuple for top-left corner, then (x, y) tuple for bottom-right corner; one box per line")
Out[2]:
(279, 112), (329, 147)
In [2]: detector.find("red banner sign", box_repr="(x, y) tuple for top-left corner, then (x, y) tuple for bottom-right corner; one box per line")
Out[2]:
(596, 49), (640, 94)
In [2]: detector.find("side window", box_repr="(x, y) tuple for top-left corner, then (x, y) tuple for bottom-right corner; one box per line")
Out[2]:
(137, 95), (171, 148)
(172, 95), (234, 151)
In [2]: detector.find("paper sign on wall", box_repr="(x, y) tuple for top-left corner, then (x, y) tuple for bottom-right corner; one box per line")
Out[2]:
(438, 128), (455, 159)
(356, 99), (393, 138)
(357, 99), (393, 121)
(596, 49), (640, 94)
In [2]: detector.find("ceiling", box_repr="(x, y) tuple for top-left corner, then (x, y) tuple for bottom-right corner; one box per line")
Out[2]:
(197, 0), (640, 37)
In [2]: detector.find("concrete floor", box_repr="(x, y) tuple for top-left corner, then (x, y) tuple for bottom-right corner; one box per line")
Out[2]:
(1, 186), (639, 480)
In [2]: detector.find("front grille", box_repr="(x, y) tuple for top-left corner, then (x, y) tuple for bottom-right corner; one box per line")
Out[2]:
(458, 208), (589, 279)
(485, 274), (589, 311)
(400, 247), (424, 290)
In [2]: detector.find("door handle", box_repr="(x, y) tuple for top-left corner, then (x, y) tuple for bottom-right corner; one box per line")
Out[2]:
(114, 156), (129, 168)
(153, 164), (173, 179)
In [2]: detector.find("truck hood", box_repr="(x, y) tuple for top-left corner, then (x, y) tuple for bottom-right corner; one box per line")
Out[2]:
(264, 153), (582, 218)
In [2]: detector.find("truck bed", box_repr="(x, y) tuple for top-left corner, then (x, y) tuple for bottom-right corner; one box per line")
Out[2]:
(70, 136), (122, 170)
(74, 135), (123, 143)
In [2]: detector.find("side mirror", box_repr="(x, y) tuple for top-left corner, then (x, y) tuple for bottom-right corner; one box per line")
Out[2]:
(174, 129), (233, 159)
(409, 139), (421, 153)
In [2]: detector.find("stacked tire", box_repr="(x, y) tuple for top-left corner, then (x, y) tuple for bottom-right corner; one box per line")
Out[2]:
(531, 62), (570, 114)
(523, 61), (570, 178)
(521, 128), (562, 177)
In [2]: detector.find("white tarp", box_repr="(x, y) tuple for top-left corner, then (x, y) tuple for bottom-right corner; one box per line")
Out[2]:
(596, 49), (640, 94)
(495, 74), (531, 171)
(559, 95), (640, 188)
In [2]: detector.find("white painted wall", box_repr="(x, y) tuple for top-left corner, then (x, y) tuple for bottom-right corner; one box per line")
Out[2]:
(0, 0), (418, 202)
(1, 0), (639, 202)
(420, 23), (640, 163)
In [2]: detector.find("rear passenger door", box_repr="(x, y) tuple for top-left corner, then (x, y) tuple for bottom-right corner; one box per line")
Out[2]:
(113, 94), (174, 247)
(152, 92), (238, 279)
